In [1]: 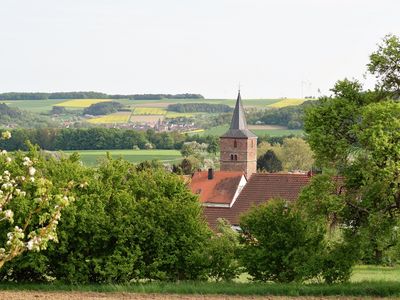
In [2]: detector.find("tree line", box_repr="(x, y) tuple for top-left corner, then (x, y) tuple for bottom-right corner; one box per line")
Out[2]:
(0, 127), (296, 152)
(83, 101), (124, 115)
(0, 92), (204, 100)
(0, 103), (55, 128)
(247, 100), (317, 129)
(0, 128), (220, 151)
(167, 103), (233, 113)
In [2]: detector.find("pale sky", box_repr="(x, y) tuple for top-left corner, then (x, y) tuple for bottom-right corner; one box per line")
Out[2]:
(0, 0), (399, 98)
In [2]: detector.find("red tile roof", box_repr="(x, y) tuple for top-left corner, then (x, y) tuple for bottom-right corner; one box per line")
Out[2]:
(190, 171), (244, 204)
(203, 173), (311, 228)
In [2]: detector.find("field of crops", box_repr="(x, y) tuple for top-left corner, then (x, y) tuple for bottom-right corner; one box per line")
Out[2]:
(64, 149), (182, 166)
(57, 99), (113, 108)
(132, 107), (166, 115)
(87, 112), (132, 124)
(198, 125), (304, 137)
(267, 98), (309, 108)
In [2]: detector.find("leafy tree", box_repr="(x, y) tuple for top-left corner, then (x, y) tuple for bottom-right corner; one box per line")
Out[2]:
(304, 37), (400, 265)
(280, 137), (314, 171)
(180, 141), (208, 159)
(206, 139), (219, 155)
(83, 101), (123, 116)
(239, 199), (325, 283)
(257, 150), (283, 173)
(51, 106), (67, 115)
(368, 34), (400, 98)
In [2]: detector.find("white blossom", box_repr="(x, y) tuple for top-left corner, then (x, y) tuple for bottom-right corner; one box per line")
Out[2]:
(1, 131), (11, 140)
(28, 167), (36, 176)
(23, 157), (32, 166)
(4, 210), (13, 219)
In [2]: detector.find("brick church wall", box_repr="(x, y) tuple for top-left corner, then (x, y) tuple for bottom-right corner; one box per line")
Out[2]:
(220, 137), (257, 177)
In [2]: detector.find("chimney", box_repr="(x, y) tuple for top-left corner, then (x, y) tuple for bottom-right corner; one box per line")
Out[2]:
(208, 168), (214, 180)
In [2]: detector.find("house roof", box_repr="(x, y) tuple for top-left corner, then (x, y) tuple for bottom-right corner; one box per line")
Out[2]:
(221, 91), (257, 139)
(202, 173), (311, 228)
(190, 171), (245, 205)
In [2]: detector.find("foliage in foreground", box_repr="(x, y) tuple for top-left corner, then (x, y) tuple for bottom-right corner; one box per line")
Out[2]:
(239, 199), (355, 283)
(0, 135), (74, 269)
(0, 157), (213, 283)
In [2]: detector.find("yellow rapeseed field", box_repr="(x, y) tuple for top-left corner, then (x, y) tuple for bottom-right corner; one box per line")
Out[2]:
(87, 112), (131, 124)
(132, 107), (167, 115)
(268, 98), (308, 108)
(57, 99), (112, 108)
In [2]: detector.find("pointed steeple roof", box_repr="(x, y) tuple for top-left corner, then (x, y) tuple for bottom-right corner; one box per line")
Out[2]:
(221, 91), (257, 138)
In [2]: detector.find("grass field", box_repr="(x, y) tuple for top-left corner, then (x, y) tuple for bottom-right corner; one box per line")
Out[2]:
(0, 267), (400, 297)
(57, 99), (113, 108)
(198, 125), (304, 137)
(351, 265), (400, 282)
(87, 112), (132, 124)
(64, 149), (182, 166)
(3, 99), (67, 112)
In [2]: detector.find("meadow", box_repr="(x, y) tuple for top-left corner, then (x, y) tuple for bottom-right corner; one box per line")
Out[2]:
(64, 149), (182, 166)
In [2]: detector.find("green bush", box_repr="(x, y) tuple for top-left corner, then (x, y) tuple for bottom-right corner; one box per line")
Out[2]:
(239, 199), (325, 283)
(0, 156), (211, 283)
(192, 218), (241, 282)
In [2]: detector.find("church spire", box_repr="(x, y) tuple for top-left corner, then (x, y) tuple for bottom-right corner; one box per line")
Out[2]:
(221, 90), (256, 138)
(230, 90), (247, 130)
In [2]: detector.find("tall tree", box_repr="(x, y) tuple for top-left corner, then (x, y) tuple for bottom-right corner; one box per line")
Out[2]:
(257, 150), (283, 173)
(280, 137), (314, 171)
(368, 34), (400, 99)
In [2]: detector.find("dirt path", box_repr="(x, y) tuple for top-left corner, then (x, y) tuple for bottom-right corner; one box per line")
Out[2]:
(0, 291), (386, 300)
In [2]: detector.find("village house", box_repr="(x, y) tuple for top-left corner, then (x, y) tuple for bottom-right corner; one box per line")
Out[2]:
(190, 91), (311, 228)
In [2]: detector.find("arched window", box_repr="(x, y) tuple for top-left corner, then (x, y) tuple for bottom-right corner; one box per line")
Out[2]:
(230, 154), (234, 160)
(234, 140), (237, 148)
(234, 154), (238, 161)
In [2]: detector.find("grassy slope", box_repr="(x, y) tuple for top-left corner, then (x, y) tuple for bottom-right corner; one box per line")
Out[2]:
(3, 99), (68, 113)
(64, 149), (182, 166)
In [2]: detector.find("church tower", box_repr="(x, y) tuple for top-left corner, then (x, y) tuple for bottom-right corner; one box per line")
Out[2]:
(220, 91), (257, 177)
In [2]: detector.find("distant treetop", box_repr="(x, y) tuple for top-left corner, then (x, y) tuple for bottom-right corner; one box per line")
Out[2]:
(0, 92), (204, 101)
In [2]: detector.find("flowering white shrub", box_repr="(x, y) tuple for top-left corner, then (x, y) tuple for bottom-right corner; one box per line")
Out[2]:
(0, 131), (74, 269)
